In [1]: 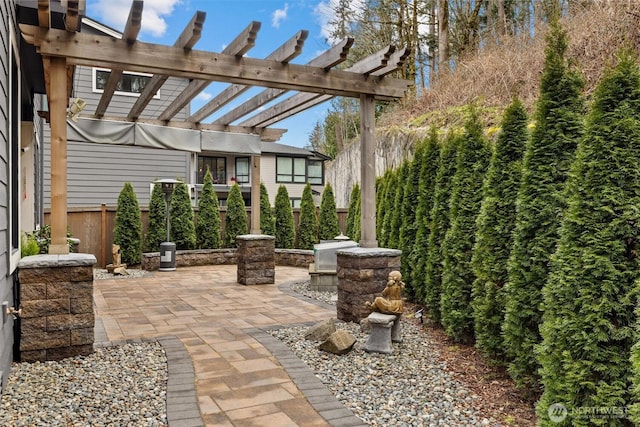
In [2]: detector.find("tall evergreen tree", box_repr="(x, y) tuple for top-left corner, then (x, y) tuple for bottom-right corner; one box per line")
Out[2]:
(297, 183), (318, 249)
(319, 182), (340, 240)
(143, 180), (166, 252)
(400, 144), (424, 298)
(196, 168), (222, 249)
(260, 182), (276, 236)
(375, 175), (386, 242)
(471, 99), (528, 362)
(388, 164), (408, 249)
(380, 171), (396, 247)
(424, 133), (459, 322)
(536, 50), (640, 426)
(411, 130), (440, 302)
(170, 181), (197, 250)
(223, 183), (248, 248)
(345, 183), (360, 241)
(502, 22), (585, 392)
(353, 187), (361, 244)
(274, 185), (295, 249)
(632, 313), (640, 424)
(113, 182), (142, 265)
(440, 111), (491, 344)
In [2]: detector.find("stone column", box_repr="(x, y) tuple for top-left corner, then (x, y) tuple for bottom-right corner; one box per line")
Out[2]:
(336, 247), (401, 323)
(236, 235), (275, 285)
(18, 254), (97, 362)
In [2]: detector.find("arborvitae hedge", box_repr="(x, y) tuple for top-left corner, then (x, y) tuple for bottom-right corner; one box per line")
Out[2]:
(113, 182), (142, 265)
(536, 50), (640, 426)
(196, 169), (222, 249)
(502, 22), (585, 392)
(400, 145), (424, 298)
(375, 176), (386, 242)
(471, 99), (528, 361)
(260, 182), (276, 236)
(345, 183), (360, 241)
(319, 182), (340, 240)
(274, 185), (295, 248)
(411, 130), (440, 302)
(353, 188), (361, 244)
(440, 111), (491, 344)
(223, 183), (248, 248)
(143, 180), (166, 252)
(424, 133), (459, 322)
(388, 164), (407, 249)
(297, 183), (318, 249)
(633, 317), (640, 424)
(170, 181), (197, 250)
(379, 171), (395, 247)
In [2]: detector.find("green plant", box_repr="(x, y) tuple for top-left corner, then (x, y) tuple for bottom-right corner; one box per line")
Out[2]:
(170, 180), (197, 250)
(113, 182), (142, 265)
(423, 133), (459, 323)
(260, 182), (275, 236)
(471, 98), (528, 362)
(223, 183), (248, 248)
(143, 180), (167, 252)
(388, 164), (407, 249)
(536, 49), (640, 426)
(196, 168), (222, 249)
(274, 185), (295, 249)
(21, 232), (40, 257)
(411, 130), (440, 302)
(319, 182), (340, 240)
(345, 183), (360, 242)
(31, 224), (74, 254)
(297, 183), (318, 249)
(440, 109), (491, 344)
(502, 21), (585, 392)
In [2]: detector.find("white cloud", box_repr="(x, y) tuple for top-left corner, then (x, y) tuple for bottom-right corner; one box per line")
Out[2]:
(195, 92), (213, 102)
(90, 0), (181, 38)
(272, 4), (289, 28)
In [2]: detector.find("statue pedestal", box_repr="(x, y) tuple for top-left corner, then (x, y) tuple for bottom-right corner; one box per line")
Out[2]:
(362, 312), (398, 354)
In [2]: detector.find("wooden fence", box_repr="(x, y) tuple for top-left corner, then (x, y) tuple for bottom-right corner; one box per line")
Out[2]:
(45, 205), (350, 268)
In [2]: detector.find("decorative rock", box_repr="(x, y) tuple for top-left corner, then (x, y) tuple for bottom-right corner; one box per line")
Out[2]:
(318, 330), (356, 355)
(305, 318), (336, 342)
(113, 266), (129, 276)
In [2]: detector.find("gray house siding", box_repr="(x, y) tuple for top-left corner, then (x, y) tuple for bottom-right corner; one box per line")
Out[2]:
(0, 0), (17, 390)
(43, 140), (189, 207)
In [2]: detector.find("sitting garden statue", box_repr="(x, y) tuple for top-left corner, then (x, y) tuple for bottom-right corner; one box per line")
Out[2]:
(365, 270), (404, 315)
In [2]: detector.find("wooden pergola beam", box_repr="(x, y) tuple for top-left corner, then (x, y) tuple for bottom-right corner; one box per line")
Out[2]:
(187, 29), (308, 124)
(38, 0), (50, 28)
(64, 0), (81, 32)
(155, 21), (265, 122)
(240, 45), (401, 127)
(213, 37), (353, 126)
(20, 25), (410, 100)
(95, 0), (143, 118)
(127, 11), (207, 120)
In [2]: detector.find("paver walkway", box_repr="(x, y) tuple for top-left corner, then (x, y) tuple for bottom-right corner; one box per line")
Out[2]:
(94, 265), (348, 426)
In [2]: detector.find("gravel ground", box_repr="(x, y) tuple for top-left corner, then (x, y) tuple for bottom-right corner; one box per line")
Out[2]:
(0, 342), (168, 426)
(270, 319), (499, 426)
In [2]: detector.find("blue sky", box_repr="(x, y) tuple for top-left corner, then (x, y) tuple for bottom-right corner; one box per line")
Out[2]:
(85, 0), (343, 148)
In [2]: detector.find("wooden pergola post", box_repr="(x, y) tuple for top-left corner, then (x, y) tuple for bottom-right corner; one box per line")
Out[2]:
(250, 155), (261, 234)
(48, 57), (69, 254)
(359, 94), (377, 248)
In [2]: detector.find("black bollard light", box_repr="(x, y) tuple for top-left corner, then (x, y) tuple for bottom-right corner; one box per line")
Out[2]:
(155, 178), (180, 271)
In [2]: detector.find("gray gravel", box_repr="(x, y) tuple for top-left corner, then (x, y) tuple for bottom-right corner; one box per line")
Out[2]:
(273, 281), (500, 427)
(0, 342), (167, 426)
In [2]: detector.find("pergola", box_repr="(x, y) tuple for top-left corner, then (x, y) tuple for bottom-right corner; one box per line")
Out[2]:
(20, 0), (412, 254)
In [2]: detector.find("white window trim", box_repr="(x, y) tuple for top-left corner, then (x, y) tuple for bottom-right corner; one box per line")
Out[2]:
(9, 24), (21, 274)
(92, 67), (160, 98)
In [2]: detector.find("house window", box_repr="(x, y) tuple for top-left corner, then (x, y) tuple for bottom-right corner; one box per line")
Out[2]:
(93, 68), (157, 98)
(276, 157), (307, 183)
(291, 198), (302, 208)
(235, 157), (250, 184)
(307, 159), (324, 185)
(198, 156), (226, 184)
(276, 156), (324, 185)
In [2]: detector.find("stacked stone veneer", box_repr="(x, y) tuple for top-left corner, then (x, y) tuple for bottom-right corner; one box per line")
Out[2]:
(142, 248), (238, 271)
(18, 254), (96, 362)
(236, 235), (275, 285)
(336, 247), (402, 323)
